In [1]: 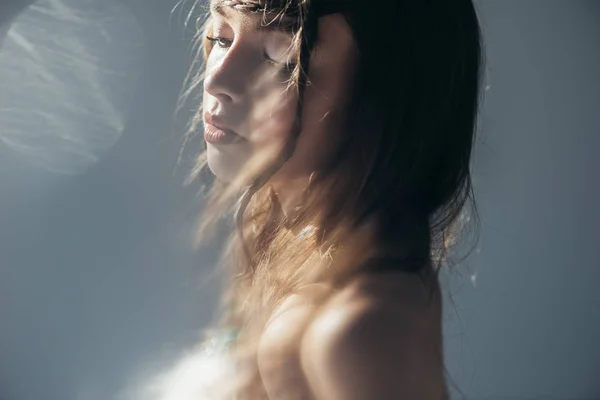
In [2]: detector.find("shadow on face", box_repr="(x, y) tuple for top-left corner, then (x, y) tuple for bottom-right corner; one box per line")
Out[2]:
(203, 2), (358, 192)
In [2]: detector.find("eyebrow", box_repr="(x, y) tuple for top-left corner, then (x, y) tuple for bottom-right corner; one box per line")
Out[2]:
(210, 2), (298, 33)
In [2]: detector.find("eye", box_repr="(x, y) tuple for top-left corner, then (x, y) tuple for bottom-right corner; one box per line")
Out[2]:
(206, 36), (233, 49)
(262, 50), (296, 73)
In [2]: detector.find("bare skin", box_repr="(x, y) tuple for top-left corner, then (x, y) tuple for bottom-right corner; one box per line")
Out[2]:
(203, 1), (357, 216)
(257, 272), (446, 399)
(203, 1), (447, 398)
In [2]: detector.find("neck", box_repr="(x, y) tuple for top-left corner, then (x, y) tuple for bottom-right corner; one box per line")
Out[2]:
(268, 175), (313, 234)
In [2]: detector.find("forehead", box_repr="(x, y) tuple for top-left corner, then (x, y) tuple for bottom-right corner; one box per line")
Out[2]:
(210, 0), (299, 31)
(210, 0), (294, 11)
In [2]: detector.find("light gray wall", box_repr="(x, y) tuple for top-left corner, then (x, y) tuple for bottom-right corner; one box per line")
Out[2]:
(0, 1), (598, 399)
(444, 1), (600, 398)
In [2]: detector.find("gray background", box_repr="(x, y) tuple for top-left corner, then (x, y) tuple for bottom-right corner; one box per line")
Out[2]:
(0, 0), (598, 399)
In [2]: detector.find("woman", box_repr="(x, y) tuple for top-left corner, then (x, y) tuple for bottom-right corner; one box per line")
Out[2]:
(159, 0), (483, 398)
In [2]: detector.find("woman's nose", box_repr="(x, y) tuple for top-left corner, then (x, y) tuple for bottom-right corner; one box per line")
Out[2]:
(203, 50), (245, 104)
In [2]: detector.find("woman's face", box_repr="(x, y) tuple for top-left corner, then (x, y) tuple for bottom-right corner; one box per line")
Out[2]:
(203, 0), (358, 190)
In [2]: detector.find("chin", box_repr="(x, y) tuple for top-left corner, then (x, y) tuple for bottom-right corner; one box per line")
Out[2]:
(206, 143), (261, 186)
(206, 145), (239, 183)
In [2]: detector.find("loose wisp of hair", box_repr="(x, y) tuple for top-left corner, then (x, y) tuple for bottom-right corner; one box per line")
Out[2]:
(171, 0), (485, 397)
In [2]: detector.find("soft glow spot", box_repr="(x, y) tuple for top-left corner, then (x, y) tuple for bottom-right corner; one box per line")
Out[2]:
(0, 0), (146, 175)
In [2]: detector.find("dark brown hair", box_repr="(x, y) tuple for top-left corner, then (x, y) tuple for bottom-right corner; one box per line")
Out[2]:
(181, 0), (484, 397)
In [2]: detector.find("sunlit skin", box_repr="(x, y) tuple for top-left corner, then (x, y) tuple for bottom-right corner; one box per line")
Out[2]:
(203, 1), (357, 214)
(203, 1), (447, 398)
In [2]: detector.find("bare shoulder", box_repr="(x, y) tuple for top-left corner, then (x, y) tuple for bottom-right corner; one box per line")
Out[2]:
(299, 270), (447, 400)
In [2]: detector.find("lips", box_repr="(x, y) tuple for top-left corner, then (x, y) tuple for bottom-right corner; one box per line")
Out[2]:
(204, 113), (239, 134)
(203, 113), (243, 145)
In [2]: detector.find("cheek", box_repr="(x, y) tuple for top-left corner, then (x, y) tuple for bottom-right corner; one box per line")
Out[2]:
(291, 86), (347, 173)
(232, 86), (298, 179)
(282, 52), (357, 175)
(247, 86), (297, 147)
